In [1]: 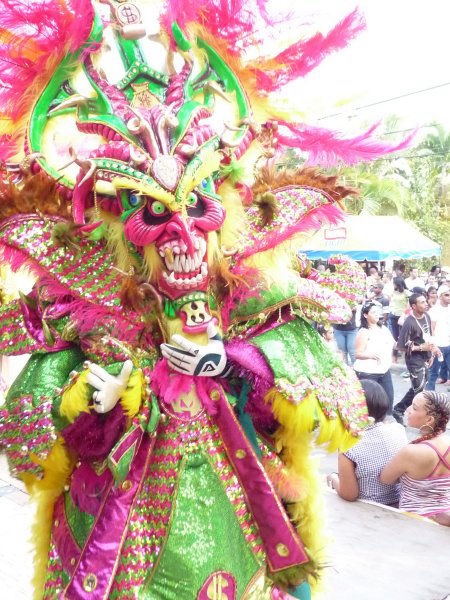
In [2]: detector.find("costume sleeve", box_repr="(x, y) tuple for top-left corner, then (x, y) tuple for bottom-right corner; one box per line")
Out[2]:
(0, 347), (85, 481)
(227, 317), (369, 452)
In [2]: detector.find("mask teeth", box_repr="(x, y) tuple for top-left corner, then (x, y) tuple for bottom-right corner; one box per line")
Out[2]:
(164, 247), (174, 264)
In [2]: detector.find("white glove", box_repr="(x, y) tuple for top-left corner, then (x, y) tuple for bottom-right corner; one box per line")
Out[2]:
(160, 322), (229, 377)
(86, 360), (133, 414)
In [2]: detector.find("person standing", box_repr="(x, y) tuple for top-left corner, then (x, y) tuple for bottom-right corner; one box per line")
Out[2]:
(382, 271), (394, 299)
(388, 277), (409, 361)
(405, 267), (425, 291)
(333, 309), (357, 365)
(393, 293), (439, 422)
(426, 286), (438, 308)
(371, 282), (390, 323)
(354, 303), (396, 412)
(426, 285), (450, 391)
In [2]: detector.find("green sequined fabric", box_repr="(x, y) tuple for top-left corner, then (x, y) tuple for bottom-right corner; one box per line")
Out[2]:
(251, 318), (369, 435)
(64, 492), (95, 549)
(229, 280), (298, 322)
(6, 347), (85, 408)
(251, 318), (339, 384)
(109, 412), (266, 599)
(0, 300), (47, 355)
(144, 452), (260, 599)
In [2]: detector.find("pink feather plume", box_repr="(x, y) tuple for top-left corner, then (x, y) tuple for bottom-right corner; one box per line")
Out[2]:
(0, 0), (94, 124)
(252, 9), (365, 92)
(160, 0), (273, 51)
(275, 120), (415, 166)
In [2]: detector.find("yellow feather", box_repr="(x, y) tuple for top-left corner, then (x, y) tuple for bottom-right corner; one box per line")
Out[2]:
(24, 439), (74, 600)
(266, 388), (359, 591)
(120, 369), (145, 417)
(267, 388), (358, 453)
(142, 244), (163, 282)
(218, 181), (248, 251)
(59, 370), (90, 423)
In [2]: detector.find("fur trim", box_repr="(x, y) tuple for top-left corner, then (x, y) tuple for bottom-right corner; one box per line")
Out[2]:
(0, 171), (69, 220)
(254, 192), (277, 226)
(120, 369), (145, 418)
(252, 165), (357, 204)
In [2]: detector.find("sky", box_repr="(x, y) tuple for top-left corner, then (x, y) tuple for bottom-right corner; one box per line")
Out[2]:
(276, 0), (450, 138)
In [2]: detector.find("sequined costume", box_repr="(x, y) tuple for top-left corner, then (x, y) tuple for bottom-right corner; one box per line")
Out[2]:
(0, 1), (410, 599)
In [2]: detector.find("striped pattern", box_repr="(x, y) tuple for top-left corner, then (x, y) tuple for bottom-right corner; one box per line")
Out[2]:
(0, 300), (43, 355)
(400, 473), (450, 516)
(0, 216), (122, 309)
(42, 539), (67, 599)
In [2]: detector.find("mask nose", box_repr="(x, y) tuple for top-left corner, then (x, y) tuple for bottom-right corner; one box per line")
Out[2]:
(165, 213), (195, 256)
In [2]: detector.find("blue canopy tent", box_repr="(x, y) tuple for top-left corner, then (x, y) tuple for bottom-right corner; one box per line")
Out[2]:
(301, 215), (441, 261)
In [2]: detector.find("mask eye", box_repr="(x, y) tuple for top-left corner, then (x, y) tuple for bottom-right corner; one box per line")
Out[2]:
(187, 192), (198, 207)
(149, 200), (168, 216)
(129, 193), (140, 207)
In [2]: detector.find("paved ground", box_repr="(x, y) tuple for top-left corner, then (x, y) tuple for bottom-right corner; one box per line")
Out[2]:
(0, 363), (449, 599)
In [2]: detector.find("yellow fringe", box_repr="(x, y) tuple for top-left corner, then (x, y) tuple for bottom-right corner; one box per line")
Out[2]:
(217, 180), (249, 251)
(60, 368), (145, 422)
(59, 370), (90, 423)
(142, 244), (163, 283)
(266, 388), (358, 454)
(266, 388), (360, 592)
(120, 369), (145, 418)
(275, 428), (326, 593)
(22, 439), (75, 600)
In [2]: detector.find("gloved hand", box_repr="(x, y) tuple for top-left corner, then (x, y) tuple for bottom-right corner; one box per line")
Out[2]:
(86, 360), (133, 414)
(161, 322), (229, 377)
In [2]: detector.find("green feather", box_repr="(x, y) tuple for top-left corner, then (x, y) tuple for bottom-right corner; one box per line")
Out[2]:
(219, 160), (246, 183)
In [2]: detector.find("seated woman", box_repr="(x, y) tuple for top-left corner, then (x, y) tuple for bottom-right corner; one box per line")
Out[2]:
(327, 380), (407, 505)
(380, 391), (450, 526)
(354, 302), (396, 413)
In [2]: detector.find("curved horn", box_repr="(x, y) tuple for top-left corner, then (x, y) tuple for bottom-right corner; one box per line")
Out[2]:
(48, 94), (89, 115)
(127, 107), (160, 159)
(129, 144), (147, 165)
(203, 81), (231, 103)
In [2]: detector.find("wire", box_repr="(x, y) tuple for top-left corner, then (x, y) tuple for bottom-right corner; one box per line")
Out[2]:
(318, 82), (450, 121)
(371, 151), (450, 162)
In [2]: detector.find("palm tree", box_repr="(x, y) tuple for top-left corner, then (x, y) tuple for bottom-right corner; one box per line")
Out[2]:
(340, 167), (410, 217)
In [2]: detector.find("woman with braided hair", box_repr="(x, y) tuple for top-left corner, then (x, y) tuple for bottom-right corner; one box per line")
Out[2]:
(381, 391), (450, 525)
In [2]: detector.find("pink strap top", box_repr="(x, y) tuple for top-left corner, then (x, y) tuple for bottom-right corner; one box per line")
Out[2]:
(420, 441), (450, 477)
(399, 442), (450, 516)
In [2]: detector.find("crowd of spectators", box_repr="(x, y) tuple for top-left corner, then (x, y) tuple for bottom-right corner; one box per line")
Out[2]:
(319, 261), (450, 525)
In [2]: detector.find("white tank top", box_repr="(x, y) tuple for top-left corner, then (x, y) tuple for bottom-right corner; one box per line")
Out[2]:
(353, 326), (395, 374)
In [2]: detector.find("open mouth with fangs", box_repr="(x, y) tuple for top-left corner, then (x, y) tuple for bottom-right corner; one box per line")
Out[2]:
(158, 236), (208, 291)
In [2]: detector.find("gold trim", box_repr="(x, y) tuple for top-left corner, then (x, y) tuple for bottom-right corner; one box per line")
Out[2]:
(82, 573), (97, 593)
(241, 566), (267, 600)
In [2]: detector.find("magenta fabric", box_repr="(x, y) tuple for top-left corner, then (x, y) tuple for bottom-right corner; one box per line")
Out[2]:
(70, 463), (113, 515)
(19, 292), (71, 352)
(53, 495), (83, 575)
(65, 435), (154, 599)
(62, 404), (127, 462)
(225, 339), (276, 429)
(151, 358), (229, 416)
(214, 390), (309, 570)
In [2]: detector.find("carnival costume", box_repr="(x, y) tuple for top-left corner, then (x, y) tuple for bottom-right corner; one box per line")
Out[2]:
(0, 1), (410, 598)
